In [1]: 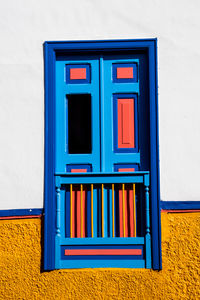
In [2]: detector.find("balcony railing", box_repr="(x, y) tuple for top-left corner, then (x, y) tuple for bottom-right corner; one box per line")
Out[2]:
(55, 171), (151, 267)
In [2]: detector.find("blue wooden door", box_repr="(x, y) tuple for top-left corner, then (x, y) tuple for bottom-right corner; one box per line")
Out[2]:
(56, 54), (149, 174)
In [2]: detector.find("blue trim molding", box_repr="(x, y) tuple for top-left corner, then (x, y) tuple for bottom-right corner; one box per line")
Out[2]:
(161, 201), (200, 210)
(44, 41), (56, 270)
(0, 201), (199, 218)
(0, 209), (43, 217)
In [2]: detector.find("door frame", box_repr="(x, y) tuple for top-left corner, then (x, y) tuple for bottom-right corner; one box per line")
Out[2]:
(44, 39), (161, 270)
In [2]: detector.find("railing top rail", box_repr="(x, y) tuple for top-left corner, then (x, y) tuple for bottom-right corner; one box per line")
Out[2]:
(55, 171), (150, 186)
(55, 171), (149, 176)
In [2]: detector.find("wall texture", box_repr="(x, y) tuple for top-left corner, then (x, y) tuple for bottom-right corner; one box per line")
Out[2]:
(0, 211), (199, 300)
(0, 0), (200, 209)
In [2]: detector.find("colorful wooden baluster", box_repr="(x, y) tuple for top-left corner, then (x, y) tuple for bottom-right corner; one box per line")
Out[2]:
(91, 184), (94, 238)
(56, 186), (61, 237)
(112, 184), (115, 238)
(102, 184), (104, 237)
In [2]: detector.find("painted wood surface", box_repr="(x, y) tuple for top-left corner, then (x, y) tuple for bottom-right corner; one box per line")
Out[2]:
(71, 169), (87, 238)
(118, 98), (135, 149)
(64, 249), (142, 256)
(70, 68), (86, 80)
(48, 41), (159, 269)
(117, 67), (133, 79)
(118, 168), (136, 238)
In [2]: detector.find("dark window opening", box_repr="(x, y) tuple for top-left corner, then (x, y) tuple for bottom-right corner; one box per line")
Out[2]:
(67, 94), (91, 154)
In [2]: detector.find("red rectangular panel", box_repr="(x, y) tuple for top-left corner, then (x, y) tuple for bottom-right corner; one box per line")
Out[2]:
(71, 189), (75, 238)
(70, 68), (86, 80)
(128, 189), (134, 237)
(118, 99), (135, 149)
(117, 67), (133, 79)
(119, 188), (128, 237)
(71, 169), (87, 173)
(71, 169), (87, 238)
(118, 168), (135, 172)
(75, 189), (86, 238)
(64, 249), (142, 256)
(76, 190), (81, 237)
(118, 168), (135, 237)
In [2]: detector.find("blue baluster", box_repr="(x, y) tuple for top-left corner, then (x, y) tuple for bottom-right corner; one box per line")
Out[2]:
(145, 179), (151, 268)
(56, 186), (61, 237)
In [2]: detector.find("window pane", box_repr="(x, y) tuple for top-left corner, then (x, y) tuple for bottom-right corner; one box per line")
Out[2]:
(67, 94), (91, 154)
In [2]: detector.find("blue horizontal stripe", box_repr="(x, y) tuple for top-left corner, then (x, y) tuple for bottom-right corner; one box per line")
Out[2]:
(57, 259), (145, 269)
(60, 237), (144, 245)
(62, 255), (143, 261)
(0, 208), (43, 217)
(62, 245), (143, 250)
(1, 201), (199, 218)
(55, 171), (149, 185)
(161, 201), (200, 210)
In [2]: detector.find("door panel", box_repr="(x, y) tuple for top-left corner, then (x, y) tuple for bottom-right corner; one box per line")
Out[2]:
(113, 94), (138, 153)
(117, 98), (135, 149)
(102, 55), (149, 172)
(55, 57), (100, 173)
(102, 57), (141, 172)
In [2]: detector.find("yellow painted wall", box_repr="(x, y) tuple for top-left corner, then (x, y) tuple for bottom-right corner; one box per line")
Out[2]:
(0, 212), (200, 300)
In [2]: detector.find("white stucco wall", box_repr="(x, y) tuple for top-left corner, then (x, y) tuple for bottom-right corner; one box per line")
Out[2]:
(0, 0), (200, 209)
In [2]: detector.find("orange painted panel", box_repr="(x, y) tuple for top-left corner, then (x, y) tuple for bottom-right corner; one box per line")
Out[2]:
(117, 67), (133, 79)
(118, 99), (135, 148)
(118, 168), (135, 237)
(75, 189), (86, 238)
(70, 68), (87, 80)
(76, 190), (81, 237)
(71, 169), (87, 237)
(128, 188), (134, 237)
(82, 188), (86, 238)
(119, 186), (136, 237)
(118, 168), (135, 172)
(71, 189), (75, 238)
(119, 189), (128, 237)
(71, 169), (87, 173)
(65, 249), (142, 256)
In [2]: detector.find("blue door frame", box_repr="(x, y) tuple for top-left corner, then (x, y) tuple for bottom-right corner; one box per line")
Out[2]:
(44, 39), (161, 270)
